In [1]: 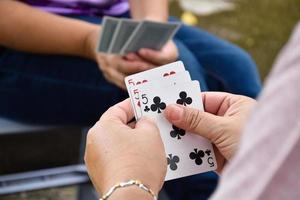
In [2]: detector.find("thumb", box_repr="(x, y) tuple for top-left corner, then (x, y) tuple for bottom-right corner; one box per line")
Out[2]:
(139, 49), (165, 65)
(164, 104), (225, 142)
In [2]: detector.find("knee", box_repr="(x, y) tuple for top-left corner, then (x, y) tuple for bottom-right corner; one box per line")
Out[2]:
(226, 45), (256, 70)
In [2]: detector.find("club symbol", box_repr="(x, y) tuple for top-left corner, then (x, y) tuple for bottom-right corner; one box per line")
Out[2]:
(189, 149), (205, 165)
(176, 91), (192, 106)
(170, 125), (186, 139)
(144, 106), (150, 112)
(205, 149), (211, 156)
(167, 154), (180, 171)
(150, 96), (166, 113)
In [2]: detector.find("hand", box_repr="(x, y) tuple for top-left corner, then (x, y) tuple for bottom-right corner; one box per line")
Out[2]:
(125, 40), (179, 66)
(95, 53), (152, 89)
(84, 99), (167, 196)
(85, 27), (152, 89)
(164, 92), (256, 173)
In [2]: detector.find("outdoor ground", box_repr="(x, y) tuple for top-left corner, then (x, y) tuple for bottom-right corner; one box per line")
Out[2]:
(171, 0), (300, 79)
(1, 0), (300, 199)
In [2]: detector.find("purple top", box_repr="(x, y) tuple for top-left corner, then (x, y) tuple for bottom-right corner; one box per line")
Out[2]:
(21, 0), (129, 16)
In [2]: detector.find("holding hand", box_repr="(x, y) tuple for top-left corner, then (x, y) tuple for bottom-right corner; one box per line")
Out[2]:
(95, 53), (152, 89)
(126, 40), (179, 66)
(84, 99), (167, 196)
(85, 28), (153, 89)
(164, 92), (256, 172)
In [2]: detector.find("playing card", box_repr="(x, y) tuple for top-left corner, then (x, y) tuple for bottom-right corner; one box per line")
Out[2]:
(120, 20), (181, 55)
(132, 71), (191, 119)
(125, 61), (185, 119)
(97, 16), (120, 53)
(138, 81), (217, 181)
(108, 19), (139, 54)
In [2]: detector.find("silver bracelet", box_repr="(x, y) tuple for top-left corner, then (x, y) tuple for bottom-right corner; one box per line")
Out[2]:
(99, 180), (157, 200)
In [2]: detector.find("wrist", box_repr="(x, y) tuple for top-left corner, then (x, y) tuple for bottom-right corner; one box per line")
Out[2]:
(101, 167), (161, 196)
(82, 24), (100, 60)
(104, 181), (155, 200)
(143, 15), (168, 23)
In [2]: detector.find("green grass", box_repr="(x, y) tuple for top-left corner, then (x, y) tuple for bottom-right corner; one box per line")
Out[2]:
(170, 0), (300, 79)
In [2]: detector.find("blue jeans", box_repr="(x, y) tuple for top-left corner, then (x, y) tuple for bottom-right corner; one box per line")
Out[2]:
(0, 15), (261, 200)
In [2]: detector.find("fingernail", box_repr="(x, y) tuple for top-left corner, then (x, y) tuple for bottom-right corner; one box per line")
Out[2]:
(166, 104), (184, 121)
(140, 49), (147, 54)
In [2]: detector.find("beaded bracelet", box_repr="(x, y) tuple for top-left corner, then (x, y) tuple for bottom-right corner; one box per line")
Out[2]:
(99, 180), (157, 200)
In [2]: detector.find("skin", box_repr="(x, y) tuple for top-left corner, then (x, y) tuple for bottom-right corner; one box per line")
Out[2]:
(84, 99), (167, 198)
(85, 92), (257, 199)
(165, 92), (257, 173)
(0, 0), (178, 89)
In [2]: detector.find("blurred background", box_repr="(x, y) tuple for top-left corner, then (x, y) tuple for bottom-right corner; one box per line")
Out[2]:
(172, 0), (300, 79)
(1, 0), (300, 199)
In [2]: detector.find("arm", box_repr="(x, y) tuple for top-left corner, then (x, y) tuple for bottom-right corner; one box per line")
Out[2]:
(127, 0), (178, 66)
(0, 0), (98, 59)
(129, 0), (168, 22)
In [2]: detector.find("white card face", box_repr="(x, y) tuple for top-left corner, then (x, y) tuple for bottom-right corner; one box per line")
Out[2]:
(125, 61), (185, 119)
(133, 71), (191, 120)
(138, 81), (217, 181)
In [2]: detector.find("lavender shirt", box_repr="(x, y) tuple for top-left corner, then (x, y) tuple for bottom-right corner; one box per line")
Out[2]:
(211, 23), (300, 199)
(20, 0), (129, 16)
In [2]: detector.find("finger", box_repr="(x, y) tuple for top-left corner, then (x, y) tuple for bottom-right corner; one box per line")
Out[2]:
(164, 104), (224, 142)
(125, 53), (144, 62)
(105, 67), (126, 89)
(138, 48), (165, 65)
(117, 59), (152, 74)
(101, 98), (134, 124)
(135, 116), (159, 133)
(201, 92), (236, 116)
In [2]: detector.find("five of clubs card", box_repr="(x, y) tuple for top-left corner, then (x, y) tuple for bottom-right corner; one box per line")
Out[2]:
(125, 61), (217, 181)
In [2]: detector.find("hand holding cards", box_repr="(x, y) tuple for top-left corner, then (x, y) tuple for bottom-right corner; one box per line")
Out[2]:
(125, 61), (217, 181)
(97, 16), (181, 55)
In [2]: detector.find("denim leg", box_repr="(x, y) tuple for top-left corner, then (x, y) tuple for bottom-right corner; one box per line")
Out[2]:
(174, 39), (208, 91)
(0, 49), (127, 125)
(174, 23), (262, 98)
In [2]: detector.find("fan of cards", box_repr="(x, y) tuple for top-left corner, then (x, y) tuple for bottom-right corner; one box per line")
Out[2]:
(97, 16), (181, 55)
(125, 61), (217, 181)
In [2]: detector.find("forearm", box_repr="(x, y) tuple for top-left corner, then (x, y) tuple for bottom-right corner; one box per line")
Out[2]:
(0, 0), (98, 59)
(129, 0), (168, 22)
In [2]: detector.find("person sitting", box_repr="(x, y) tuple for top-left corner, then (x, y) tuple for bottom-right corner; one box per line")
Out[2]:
(0, 0), (261, 125)
(84, 22), (300, 199)
(0, 1), (261, 199)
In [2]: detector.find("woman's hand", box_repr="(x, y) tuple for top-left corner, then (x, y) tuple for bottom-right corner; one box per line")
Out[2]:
(95, 53), (152, 89)
(126, 40), (179, 66)
(84, 99), (167, 196)
(85, 27), (153, 89)
(164, 92), (257, 173)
